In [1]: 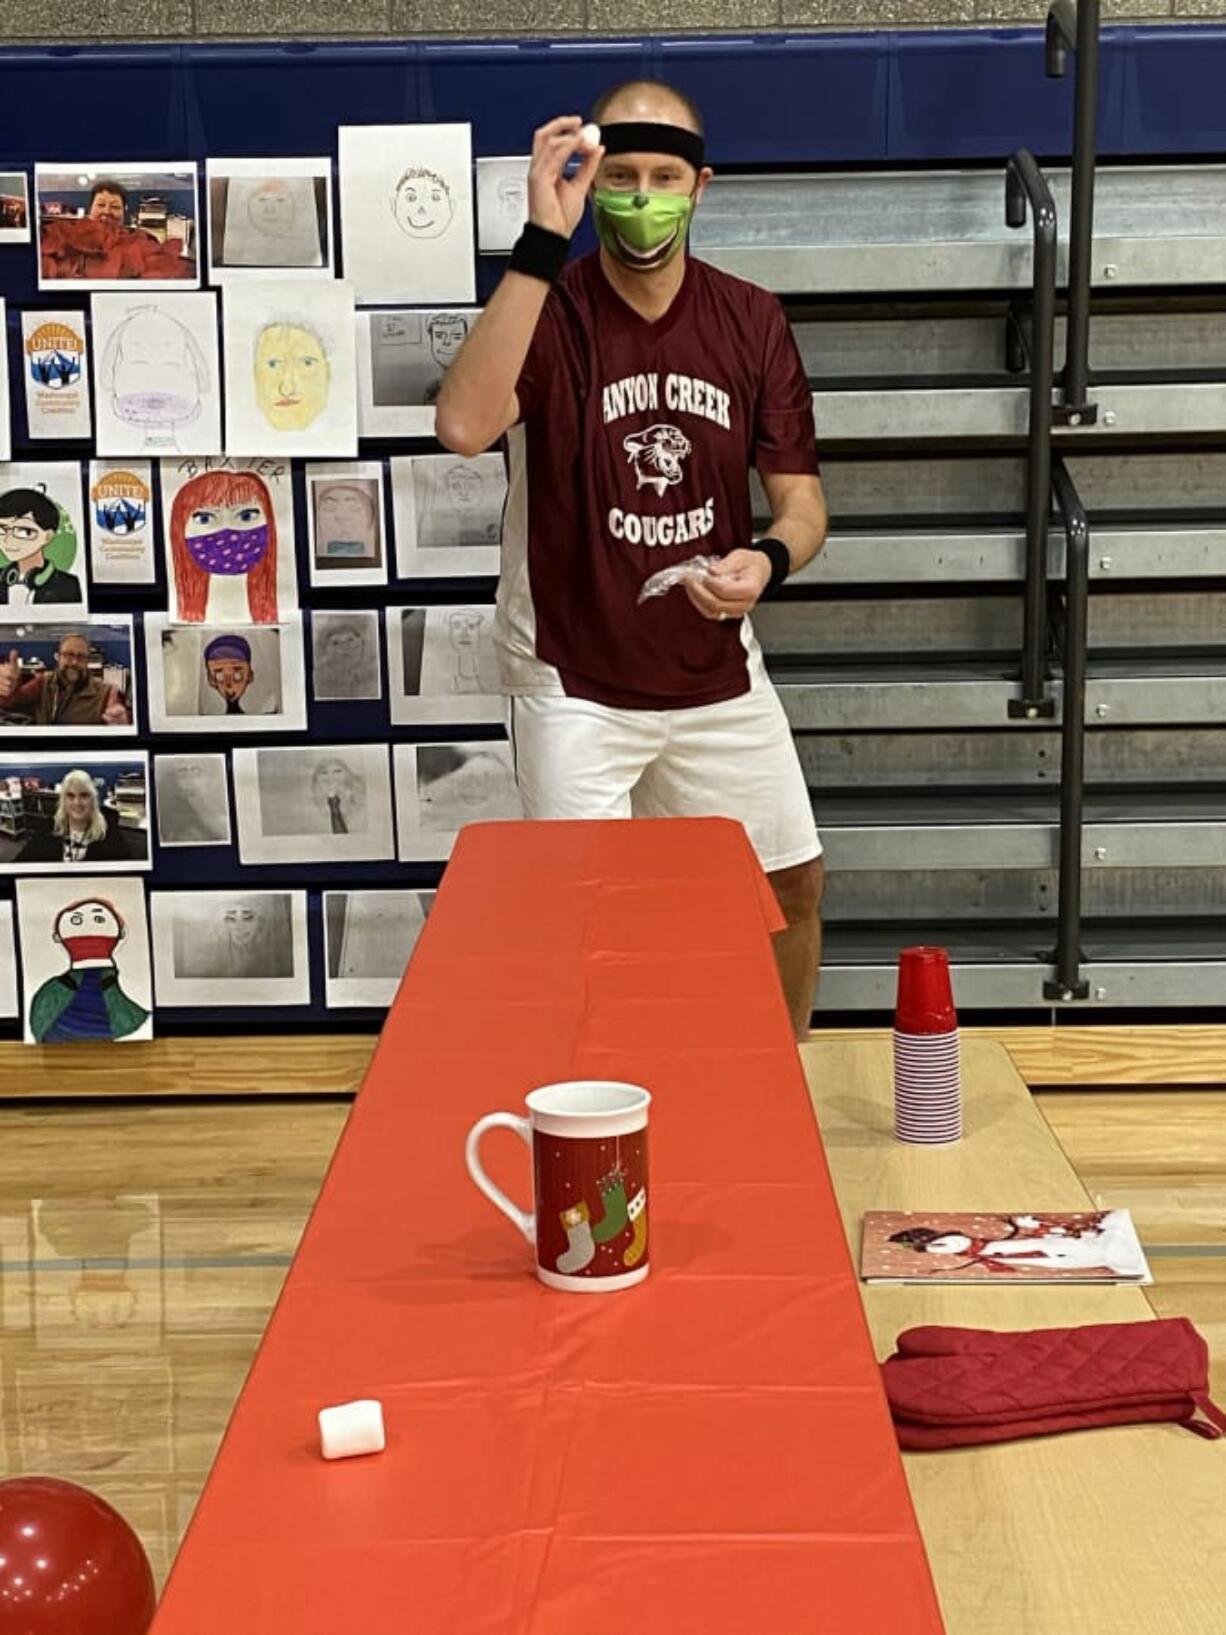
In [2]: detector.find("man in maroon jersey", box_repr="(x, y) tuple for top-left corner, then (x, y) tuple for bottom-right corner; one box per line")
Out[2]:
(436, 80), (828, 1038)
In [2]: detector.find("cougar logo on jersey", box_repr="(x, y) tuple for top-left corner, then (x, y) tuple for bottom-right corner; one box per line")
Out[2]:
(623, 423), (692, 497)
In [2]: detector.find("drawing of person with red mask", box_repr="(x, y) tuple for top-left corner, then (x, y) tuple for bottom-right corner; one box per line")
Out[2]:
(29, 897), (150, 1043)
(169, 468), (279, 622)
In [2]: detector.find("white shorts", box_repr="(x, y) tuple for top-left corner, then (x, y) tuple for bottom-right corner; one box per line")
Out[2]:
(508, 658), (821, 875)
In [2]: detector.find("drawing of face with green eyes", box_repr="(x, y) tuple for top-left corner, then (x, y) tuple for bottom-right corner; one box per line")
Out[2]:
(253, 321), (330, 432)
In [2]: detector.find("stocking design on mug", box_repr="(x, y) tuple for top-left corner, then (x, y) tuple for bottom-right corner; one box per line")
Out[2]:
(537, 1131), (648, 1281)
(466, 1080), (650, 1293)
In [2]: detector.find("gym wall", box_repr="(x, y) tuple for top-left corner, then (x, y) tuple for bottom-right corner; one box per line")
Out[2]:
(0, 0), (1221, 45)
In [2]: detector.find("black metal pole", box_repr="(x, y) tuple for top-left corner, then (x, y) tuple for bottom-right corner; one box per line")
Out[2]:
(1005, 150), (1058, 720)
(1045, 459), (1091, 1001)
(1047, 0), (1101, 423)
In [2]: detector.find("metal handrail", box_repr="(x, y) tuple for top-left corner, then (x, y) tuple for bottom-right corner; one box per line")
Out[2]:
(1045, 458), (1091, 1002)
(1047, 0), (1102, 426)
(1005, 149), (1058, 720)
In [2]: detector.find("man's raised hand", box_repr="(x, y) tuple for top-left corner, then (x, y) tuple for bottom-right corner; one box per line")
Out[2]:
(528, 115), (604, 240)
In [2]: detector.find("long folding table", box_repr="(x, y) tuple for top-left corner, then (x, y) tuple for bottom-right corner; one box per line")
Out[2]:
(151, 818), (946, 1634)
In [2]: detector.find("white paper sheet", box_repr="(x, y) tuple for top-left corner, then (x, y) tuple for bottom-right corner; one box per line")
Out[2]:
(386, 603), (503, 726)
(476, 156), (530, 254)
(0, 462), (89, 622)
(206, 158), (333, 283)
(17, 875), (153, 1044)
(154, 753), (231, 848)
(391, 452), (503, 578)
(323, 889), (434, 1008)
(305, 460), (388, 588)
(144, 613), (307, 734)
(356, 307), (479, 439)
(0, 751), (150, 874)
(92, 291), (222, 458)
(0, 173), (31, 245)
(0, 616), (136, 738)
(0, 901), (17, 1019)
(233, 743), (394, 865)
(88, 460), (156, 584)
(36, 162), (200, 291)
(0, 301), (11, 462)
(21, 311), (92, 440)
(159, 455), (298, 623)
(223, 279), (357, 457)
(393, 739), (521, 862)
(151, 889), (309, 1007)
(339, 123), (475, 304)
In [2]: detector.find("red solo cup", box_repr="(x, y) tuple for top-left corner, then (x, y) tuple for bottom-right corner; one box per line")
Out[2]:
(895, 947), (957, 1034)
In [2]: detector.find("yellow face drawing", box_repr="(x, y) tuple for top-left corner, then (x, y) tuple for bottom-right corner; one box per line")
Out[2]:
(253, 322), (330, 432)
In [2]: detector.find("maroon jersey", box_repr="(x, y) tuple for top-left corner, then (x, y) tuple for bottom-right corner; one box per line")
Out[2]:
(496, 252), (819, 710)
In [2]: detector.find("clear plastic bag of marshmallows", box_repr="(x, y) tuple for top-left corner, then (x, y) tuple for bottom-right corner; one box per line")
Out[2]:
(636, 555), (719, 606)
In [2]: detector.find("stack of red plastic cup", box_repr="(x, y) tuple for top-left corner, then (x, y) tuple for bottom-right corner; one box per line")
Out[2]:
(893, 945), (962, 1144)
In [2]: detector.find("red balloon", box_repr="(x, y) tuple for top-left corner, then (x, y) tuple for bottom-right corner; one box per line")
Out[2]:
(0, 1477), (155, 1635)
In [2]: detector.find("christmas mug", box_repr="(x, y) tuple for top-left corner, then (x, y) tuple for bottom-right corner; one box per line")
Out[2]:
(465, 1080), (651, 1292)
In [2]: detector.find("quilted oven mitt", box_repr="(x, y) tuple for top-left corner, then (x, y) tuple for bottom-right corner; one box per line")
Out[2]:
(881, 1318), (1226, 1450)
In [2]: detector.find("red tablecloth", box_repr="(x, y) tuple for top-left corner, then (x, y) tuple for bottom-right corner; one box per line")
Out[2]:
(152, 818), (946, 1635)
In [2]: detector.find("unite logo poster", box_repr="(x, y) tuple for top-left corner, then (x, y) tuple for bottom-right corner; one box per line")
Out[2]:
(21, 311), (93, 440)
(89, 460), (156, 584)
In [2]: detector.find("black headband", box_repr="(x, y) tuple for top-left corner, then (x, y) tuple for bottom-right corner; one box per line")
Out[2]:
(598, 121), (705, 170)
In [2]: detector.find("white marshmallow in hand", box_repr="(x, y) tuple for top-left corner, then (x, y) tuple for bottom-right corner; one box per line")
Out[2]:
(580, 123), (602, 151)
(318, 1398), (386, 1460)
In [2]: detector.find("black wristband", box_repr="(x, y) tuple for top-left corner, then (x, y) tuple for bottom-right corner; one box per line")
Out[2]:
(746, 536), (791, 598)
(508, 221), (570, 284)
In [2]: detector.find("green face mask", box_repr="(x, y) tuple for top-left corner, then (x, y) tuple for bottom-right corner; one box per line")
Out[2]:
(592, 189), (695, 272)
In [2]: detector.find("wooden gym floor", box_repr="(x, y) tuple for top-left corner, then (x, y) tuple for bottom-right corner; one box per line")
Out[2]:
(0, 1039), (1222, 1589)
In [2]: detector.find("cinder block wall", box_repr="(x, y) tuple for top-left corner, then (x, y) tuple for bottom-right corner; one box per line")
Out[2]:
(0, 0), (1219, 45)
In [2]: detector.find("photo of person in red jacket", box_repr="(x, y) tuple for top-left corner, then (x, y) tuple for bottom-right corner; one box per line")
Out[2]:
(37, 167), (199, 285)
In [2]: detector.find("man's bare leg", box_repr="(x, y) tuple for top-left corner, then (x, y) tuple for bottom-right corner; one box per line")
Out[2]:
(768, 857), (824, 1041)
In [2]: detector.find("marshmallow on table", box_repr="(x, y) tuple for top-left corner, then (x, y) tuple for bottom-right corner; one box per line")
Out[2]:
(318, 1398), (385, 1460)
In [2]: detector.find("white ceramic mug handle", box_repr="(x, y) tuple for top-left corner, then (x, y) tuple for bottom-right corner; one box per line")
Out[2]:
(465, 1113), (535, 1243)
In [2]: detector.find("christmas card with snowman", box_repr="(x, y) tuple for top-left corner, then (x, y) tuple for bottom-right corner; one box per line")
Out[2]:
(861, 1209), (1152, 1284)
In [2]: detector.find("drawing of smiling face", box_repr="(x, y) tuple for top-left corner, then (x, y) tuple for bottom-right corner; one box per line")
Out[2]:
(247, 180), (296, 237)
(392, 169), (454, 239)
(254, 322), (330, 432)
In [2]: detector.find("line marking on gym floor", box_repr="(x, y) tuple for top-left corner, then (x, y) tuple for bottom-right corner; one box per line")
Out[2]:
(0, 1254), (296, 1274)
(1145, 1244), (1226, 1258)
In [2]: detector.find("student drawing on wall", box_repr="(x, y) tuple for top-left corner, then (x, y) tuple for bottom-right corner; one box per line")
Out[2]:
(18, 768), (133, 864)
(416, 744), (518, 832)
(203, 633), (256, 714)
(422, 312), (470, 405)
(417, 458), (503, 549)
(170, 469), (279, 622)
(390, 166), (455, 241)
(312, 616), (376, 701)
(311, 756), (365, 835)
(157, 759), (228, 844)
(30, 897), (150, 1043)
(0, 487), (83, 606)
(99, 305), (210, 451)
(254, 318), (330, 434)
(173, 896), (294, 981)
(314, 481), (379, 563)
(447, 609), (485, 693)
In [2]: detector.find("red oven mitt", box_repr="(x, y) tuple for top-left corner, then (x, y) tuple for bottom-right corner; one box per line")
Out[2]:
(881, 1318), (1226, 1450)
